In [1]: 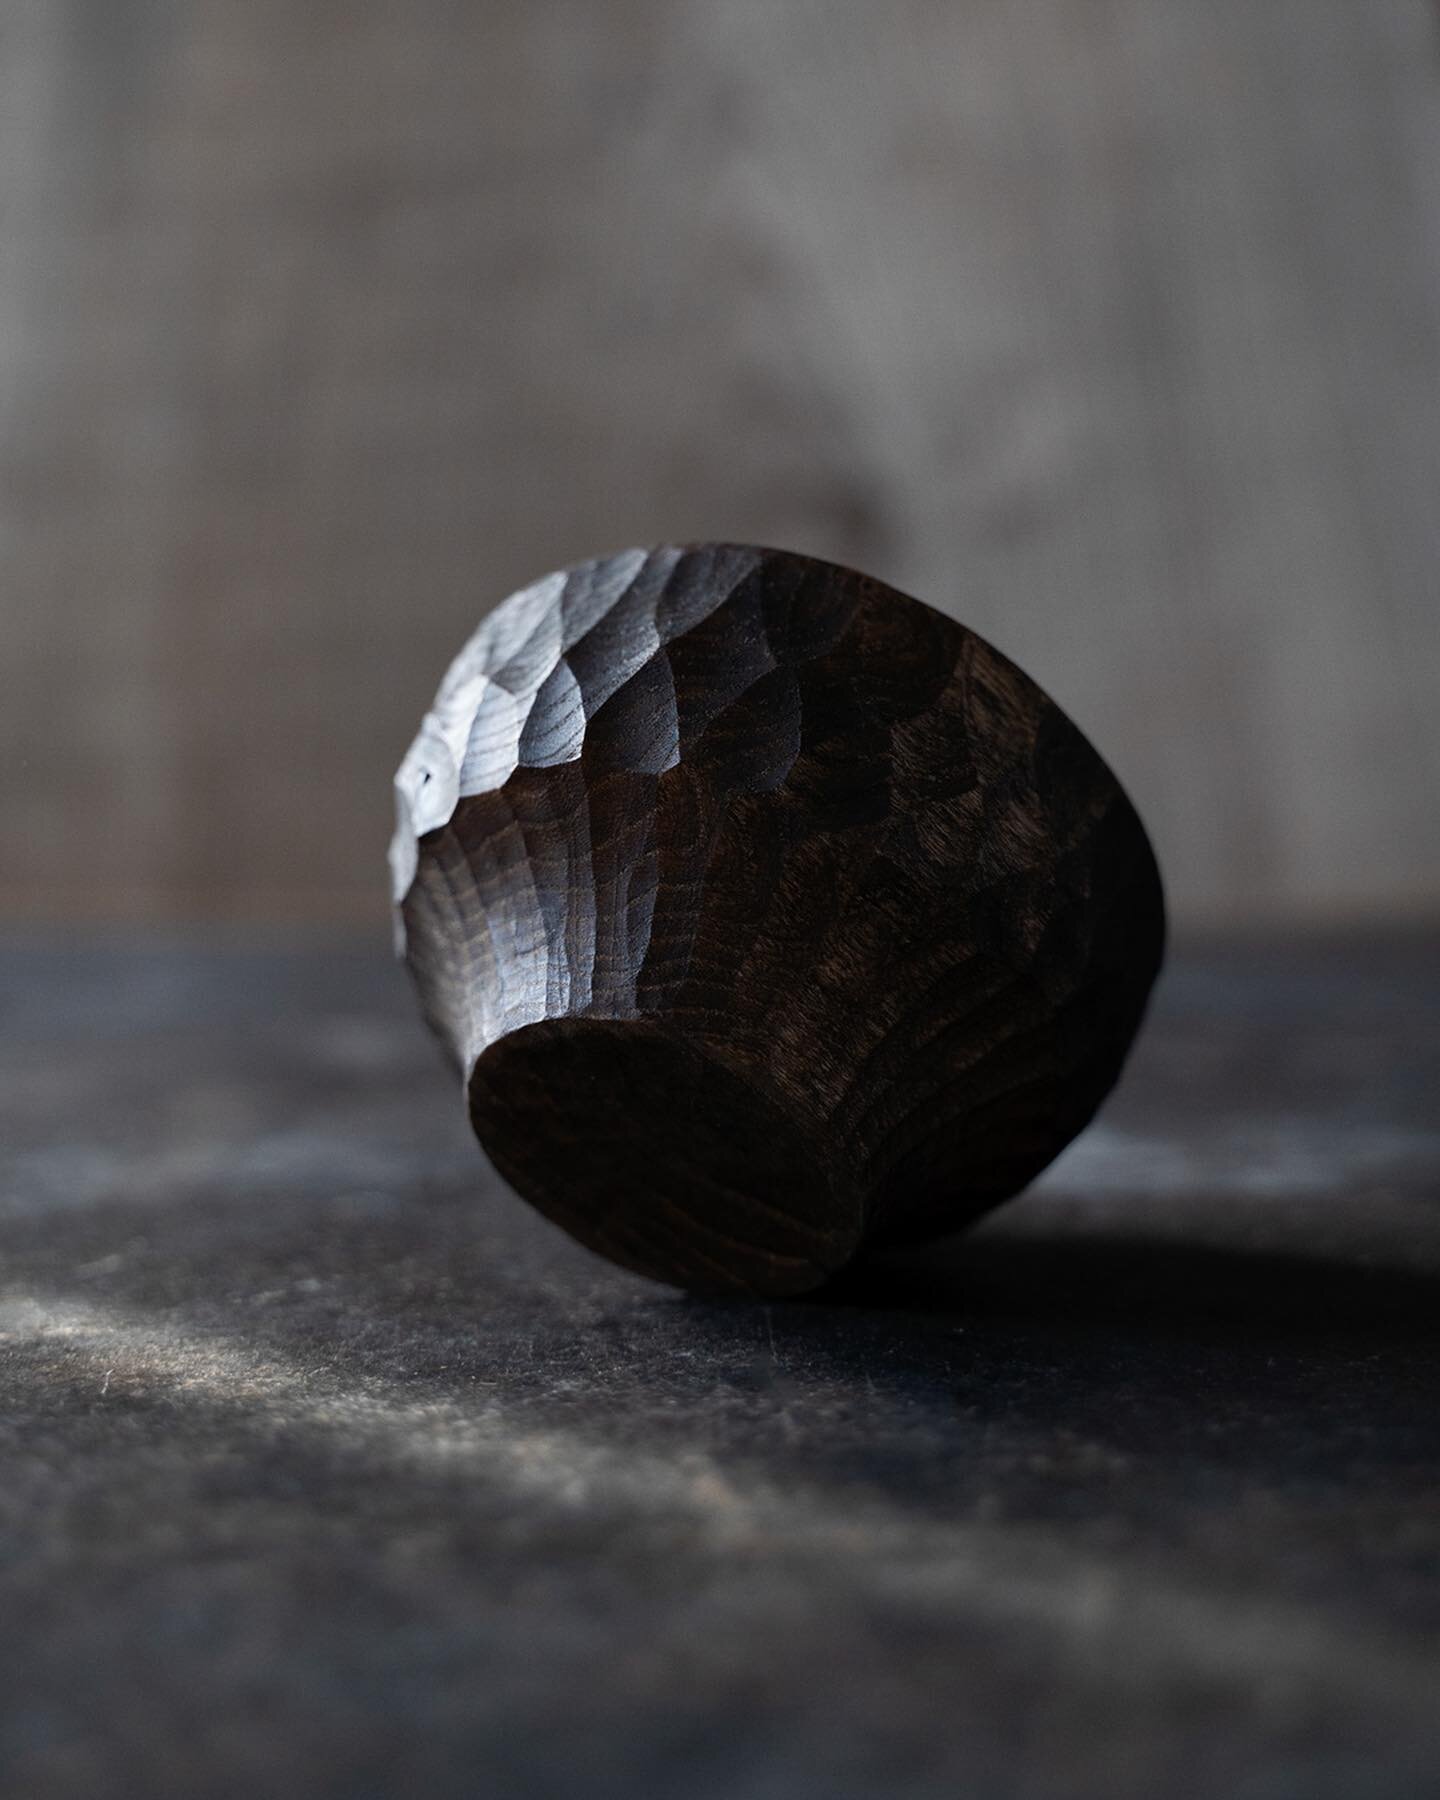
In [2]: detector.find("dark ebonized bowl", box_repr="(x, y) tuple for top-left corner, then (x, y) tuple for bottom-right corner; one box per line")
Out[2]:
(391, 544), (1164, 1298)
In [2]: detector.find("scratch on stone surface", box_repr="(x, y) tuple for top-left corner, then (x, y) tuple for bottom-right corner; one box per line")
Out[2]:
(1, 1285), (1434, 1721)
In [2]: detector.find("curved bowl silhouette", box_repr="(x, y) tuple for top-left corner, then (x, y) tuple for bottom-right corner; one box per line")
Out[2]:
(392, 544), (1165, 1298)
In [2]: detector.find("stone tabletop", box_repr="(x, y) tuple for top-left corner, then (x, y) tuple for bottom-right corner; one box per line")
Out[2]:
(1, 932), (1438, 1799)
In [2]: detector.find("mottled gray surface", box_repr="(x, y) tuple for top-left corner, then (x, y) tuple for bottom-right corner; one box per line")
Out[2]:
(2, 933), (1439, 1799)
(4, 2), (1440, 926)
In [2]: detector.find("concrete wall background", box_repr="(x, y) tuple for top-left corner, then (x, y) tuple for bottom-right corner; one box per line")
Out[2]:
(4, 0), (1438, 927)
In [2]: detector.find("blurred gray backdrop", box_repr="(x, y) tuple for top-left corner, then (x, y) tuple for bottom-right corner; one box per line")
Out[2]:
(4, 0), (1438, 928)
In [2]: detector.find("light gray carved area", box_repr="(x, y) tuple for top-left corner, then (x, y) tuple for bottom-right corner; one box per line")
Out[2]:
(3, 1), (1438, 924)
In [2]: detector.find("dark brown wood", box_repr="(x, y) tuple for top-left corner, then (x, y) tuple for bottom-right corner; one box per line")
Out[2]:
(392, 544), (1164, 1297)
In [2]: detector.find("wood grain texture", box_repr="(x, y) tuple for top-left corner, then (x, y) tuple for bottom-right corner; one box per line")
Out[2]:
(394, 546), (1164, 1296)
(3, 2), (1438, 925)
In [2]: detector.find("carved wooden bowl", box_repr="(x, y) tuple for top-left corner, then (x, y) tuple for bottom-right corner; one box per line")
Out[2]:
(391, 544), (1164, 1298)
